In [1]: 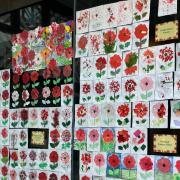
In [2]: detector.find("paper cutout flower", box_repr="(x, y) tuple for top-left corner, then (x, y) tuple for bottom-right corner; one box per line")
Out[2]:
(123, 155), (136, 169)
(125, 79), (137, 102)
(76, 129), (86, 142)
(157, 157), (171, 173)
(124, 52), (138, 75)
(95, 57), (107, 78)
(139, 156), (153, 171)
(134, 103), (148, 118)
(94, 154), (105, 168)
(118, 27), (131, 50)
(89, 129), (99, 143)
(38, 172), (47, 180)
(49, 151), (59, 170)
(50, 129), (60, 148)
(102, 129), (114, 143)
(63, 85), (73, 106)
(109, 54), (122, 76)
(175, 160), (180, 173)
(108, 154), (120, 169)
(134, 24), (148, 48)
(109, 80), (120, 102)
(76, 105), (87, 125)
(103, 30), (116, 54)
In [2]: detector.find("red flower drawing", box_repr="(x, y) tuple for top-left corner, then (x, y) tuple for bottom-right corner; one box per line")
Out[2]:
(157, 157), (171, 173)
(102, 129), (114, 143)
(159, 46), (173, 62)
(139, 156), (153, 171)
(1, 128), (8, 138)
(110, 54), (122, 70)
(135, 0), (143, 12)
(76, 129), (86, 142)
(2, 146), (8, 157)
(61, 130), (71, 142)
(2, 90), (9, 100)
(175, 160), (180, 173)
(125, 79), (137, 93)
(117, 104), (129, 117)
(118, 28), (131, 42)
(49, 151), (59, 163)
(1, 166), (8, 176)
(60, 175), (69, 180)
(2, 109), (8, 119)
(103, 30), (116, 45)
(95, 82), (105, 95)
(108, 154), (120, 169)
(81, 176), (90, 180)
(31, 88), (39, 100)
(11, 152), (18, 161)
(56, 44), (64, 56)
(82, 83), (90, 94)
(20, 109), (28, 121)
(52, 67), (61, 78)
(48, 59), (57, 71)
(117, 130), (130, 143)
(50, 129), (60, 143)
(30, 71), (39, 82)
(134, 103), (148, 118)
(38, 172), (47, 180)
(123, 155), (136, 169)
(63, 85), (73, 97)
(43, 68), (51, 79)
(65, 47), (73, 59)
(94, 154), (105, 168)
(109, 80), (120, 93)
(2, 71), (9, 82)
(95, 57), (106, 71)
(52, 86), (61, 98)
(63, 65), (72, 78)
(13, 74), (20, 84)
(81, 153), (91, 166)
(134, 24), (148, 40)
(78, 35), (88, 50)
(77, 105), (87, 118)
(89, 129), (99, 143)
(22, 72), (30, 84)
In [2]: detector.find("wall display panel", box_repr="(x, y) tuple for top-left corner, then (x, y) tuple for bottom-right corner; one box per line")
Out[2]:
(74, 0), (180, 179)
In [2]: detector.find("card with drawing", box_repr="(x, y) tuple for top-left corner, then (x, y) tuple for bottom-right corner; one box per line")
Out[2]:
(117, 25), (132, 52)
(150, 100), (168, 128)
(176, 43), (180, 71)
(173, 157), (180, 179)
(115, 102), (131, 127)
(139, 47), (156, 75)
(174, 72), (180, 99)
(170, 100), (180, 129)
(76, 9), (90, 34)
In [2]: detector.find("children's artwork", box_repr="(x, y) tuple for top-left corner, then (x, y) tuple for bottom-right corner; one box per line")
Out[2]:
(117, 25), (132, 52)
(121, 154), (137, 180)
(93, 152), (106, 176)
(10, 150), (18, 169)
(137, 155), (154, 180)
(123, 50), (139, 76)
(170, 100), (180, 128)
(49, 129), (60, 149)
(150, 100), (168, 128)
(0, 108), (9, 127)
(38, 150), (48, 170)
(94, 55), (108, 79)
(74, 128), (87, 151)
(115, 128), (131, 153)
(80, 81), (93, 104)
(102, 29), (117, 54)
(94, 80), (107, 104)
(133, 102), (149, 128)
(60, 129), (72, 150)
(139, 47), (156, 75)
(176, 43), (180, 71)
(116, 1), (133, 26)
(89, 6), (105, 31)
(19, 150), (28, 168)
(76, 33), (89, 58)
(60, 106), (72, 129)
(101, 103), (115, 127)
(59, 151), (71, 172)
(173, 157), (180, 179)
(89, 31), (104, 56)
(0, 127), (9, 146)
(49, 150), (59, 171)
(106, 153), (121, 178)
(39, 108), (49, 128)
(108, 53), (123, 78)
(115, 103), (131, 127)
(61, 84), (73, 106)
(122, 76), (138, 102)
(75, 104), (88, 127)
(155, 72), (173, 100)
(80, 57), (94, 80)
(156, 43), (175, 73)
(28, 149), (38, 169)
(133, 0), (151, 22)
(87, 128), (100, 152)
(158, 0), (177, 17)
(80, 174), (92, 180)
(80, 151), (92, 174)
(88, 104), (101, 127)
(28, 108), (38, 128)
(132, 21), (149, 49)
(155, 156), (173, 179)
(101, 128), (115, 152)
(9, 130), (18, 149)
(18, 129), (28, 148)
(76, 9), (90, 34)
(139, 75), (155, 101)
(108, 78), (121, 103)
(174, 72), (180, 99)
(131, 128), (147, 154)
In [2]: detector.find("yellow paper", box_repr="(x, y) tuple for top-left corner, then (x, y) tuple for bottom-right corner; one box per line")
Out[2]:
(31, 131), (45, 145)
(153, 134), (177, 153)
(155, 20), (179, 42)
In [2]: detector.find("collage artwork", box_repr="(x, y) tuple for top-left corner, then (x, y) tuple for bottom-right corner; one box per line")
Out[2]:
(0, 21), (74, 180)
(75, 0), (180, 180)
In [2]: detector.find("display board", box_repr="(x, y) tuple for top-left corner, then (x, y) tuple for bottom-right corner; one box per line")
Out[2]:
(74, 0), (180, 179)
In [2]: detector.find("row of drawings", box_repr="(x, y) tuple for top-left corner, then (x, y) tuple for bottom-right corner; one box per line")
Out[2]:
(79, 72), (177, 104)
(75, 101), (169, 129)
(79, 43), (177, 79)
(76, 21), (150, 57)
(12, 21), (73, 73)
(79, 152), (180, 180)
(74, 127), (148, 154)
(76, 1), (150, 34)
(11, 64), (73, 108)
(9, 107), (72, 129)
